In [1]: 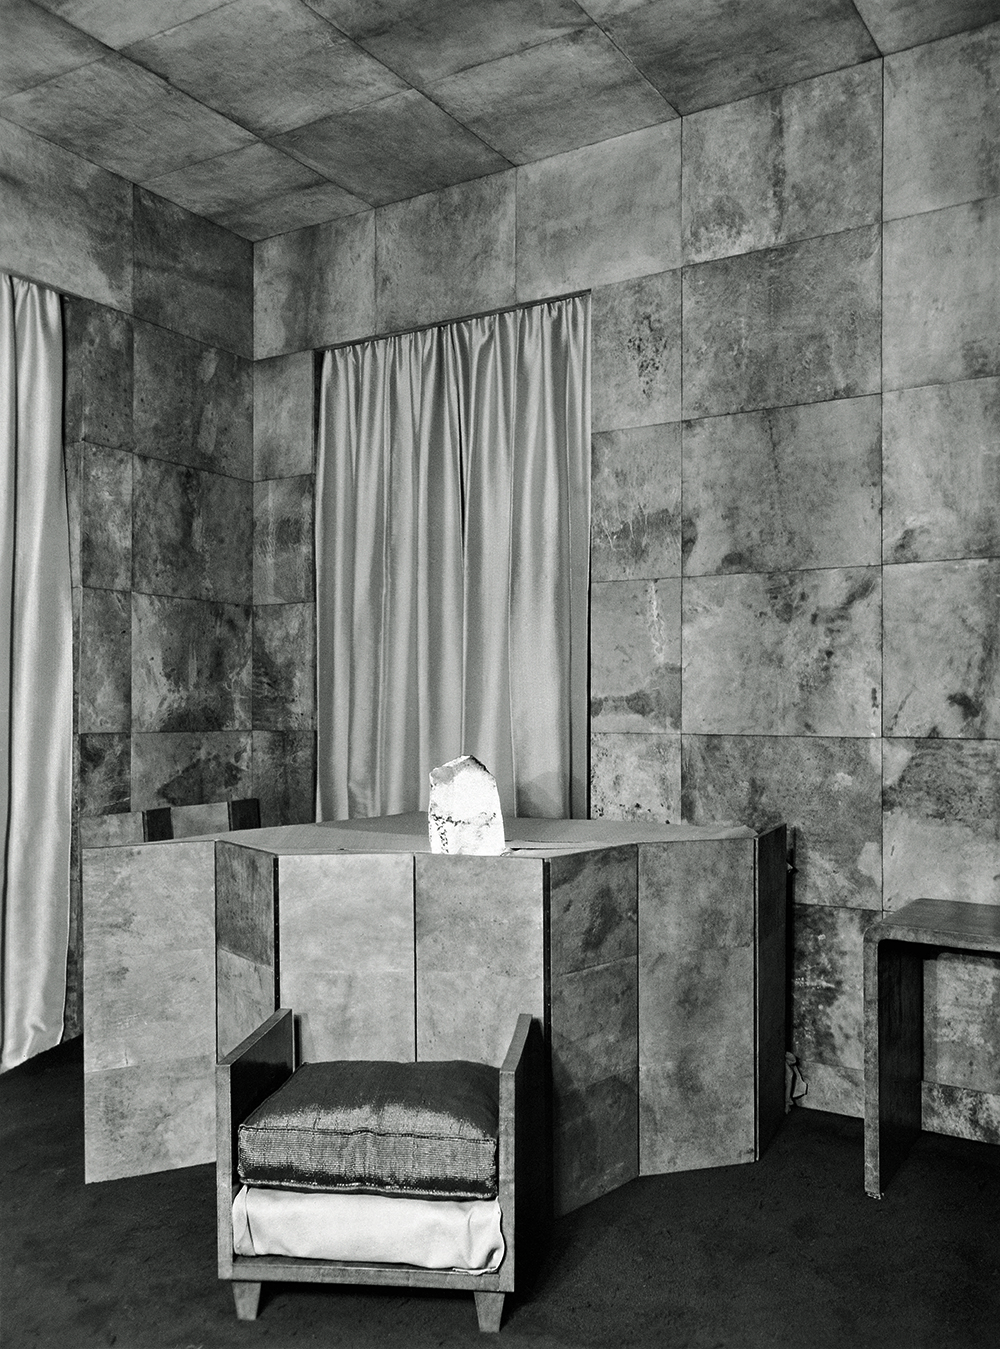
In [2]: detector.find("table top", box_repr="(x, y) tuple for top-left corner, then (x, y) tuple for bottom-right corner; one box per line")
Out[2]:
(140, 811), (760, 858)
(869, 898), (1000, 951)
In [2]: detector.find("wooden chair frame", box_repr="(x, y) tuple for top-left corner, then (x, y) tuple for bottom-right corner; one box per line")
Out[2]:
(217, 1009), (544, 1333)
(143, 796), (260, 841)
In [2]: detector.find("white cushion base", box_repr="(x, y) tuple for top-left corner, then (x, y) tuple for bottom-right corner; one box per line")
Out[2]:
(233, 1185), (504, 1273)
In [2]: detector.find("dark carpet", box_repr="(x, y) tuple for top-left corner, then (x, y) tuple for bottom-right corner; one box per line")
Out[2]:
(3, 1038), (1000, 1349)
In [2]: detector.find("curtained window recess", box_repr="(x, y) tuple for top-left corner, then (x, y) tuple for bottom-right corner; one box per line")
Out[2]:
(316, 294), (591, 822)
(0, 273), (72, 1072)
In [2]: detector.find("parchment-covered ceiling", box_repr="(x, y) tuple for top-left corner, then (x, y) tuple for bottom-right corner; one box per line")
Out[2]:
(3, 0), (999, 240)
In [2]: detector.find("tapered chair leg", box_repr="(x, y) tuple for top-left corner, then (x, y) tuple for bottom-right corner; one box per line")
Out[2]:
(232, 1282), (262, 1320)
(474, 1291), (505, 1332)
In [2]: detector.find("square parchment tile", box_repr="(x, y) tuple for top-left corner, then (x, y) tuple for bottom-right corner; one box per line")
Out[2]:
(78, 733), (130, 815)
(123, 0), (406, 139)
(883, 559), (1000, 738)
(254, 351), (314, 479)
(134, 188), (252, 359)
(217, 948), (274, 1059)
(80, 445), (132, 592)
(0, 120), (132, 313)
(639, 944), (756, 1171)
(591, 580), (680, 733)
(924, 951), (1000, 1094)
(85, 944), (215, 1075)
(0, 0), (108, 100)
(279, 852), (414, 992)
(682, 396), (881, 576)
(590, 732), (681, 821)
(171, 802), (229, 837)
(416, 855), (545, 1065)
(883, 738), (1000, 910)
(592, 270), (681, 433)
(254, 477), (314, 605)
(551, 959), (637, 1095)
(78, 811), (144, 849)
(547, 845), (637, 975)
(252, 603), (315, 729)
(640, 836), (756, 954)
(218, 182), (368, 243)
(683, 734), (882, 910)
(130, 730), (252, 808)
(417, 968), (544, 1071)
(216, 839), (275, 967)
(885, 24), (1000, 220)
(517, 121), (680, 302)
(793, 1059), (862, 1117)
(84, 1053), (215, 1181)
(591, 423), (681, 582)
(884, 198), (1000, 391)
(922, 1082), (1000, 1145)
(585, 0), (876, 116)
(0, 51), (255, 182)
(30, 1), (232, 49)
(683, 63), (881, 264)
(133, 457), (252, 604)
(683, 568), (881, 737)
(791, 903), (875, 1074)
(82, 840), (214, 1006)
(132, 594), (251, 732)
(255, 211), (374, 360)
(684, 227), (881, 418)
(428, 26), (675, 166)
(854, 1), (1000, 51)
(313, 0), (590, 86)
(141, 142), (327, 223)
(134, 321), (251, 479)
(296, 970), (417, 1065)
(63, 297), (133, 450)
(279, 852), (415, 1061)
(376, 174), (516, 334)
(273, 88), (510, 208)
(640, 1057), (755, 1173)
(80, 588), (130, 733)
(251, 730), (316, 826)
(884, 378), (1000, 563)
(554, 1074), (638, 1212)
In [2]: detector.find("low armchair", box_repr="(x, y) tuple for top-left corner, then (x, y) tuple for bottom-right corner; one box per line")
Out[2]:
(216, 1008), (545, 1333)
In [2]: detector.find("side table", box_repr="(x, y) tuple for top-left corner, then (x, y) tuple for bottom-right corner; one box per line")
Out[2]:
(864, 898), (1000, 1197)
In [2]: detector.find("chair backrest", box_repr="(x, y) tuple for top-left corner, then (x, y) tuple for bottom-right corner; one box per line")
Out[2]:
(81, 799), (261, 847)
(227, 797), (262, 831)
(78, 809), (145, 848)
(143, 799), (262, 841)
(141, 805), (175, 841)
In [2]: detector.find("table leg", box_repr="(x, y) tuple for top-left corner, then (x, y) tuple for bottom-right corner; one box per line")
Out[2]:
(864, 937), (923, 1197)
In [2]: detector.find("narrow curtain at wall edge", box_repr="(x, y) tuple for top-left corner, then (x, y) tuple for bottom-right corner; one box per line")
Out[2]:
(0, 274), (72, 1072)
(316, 295), (591, 822)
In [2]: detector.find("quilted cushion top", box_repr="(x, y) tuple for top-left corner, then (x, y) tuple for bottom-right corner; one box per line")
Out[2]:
(237, 1058), (500, 1200)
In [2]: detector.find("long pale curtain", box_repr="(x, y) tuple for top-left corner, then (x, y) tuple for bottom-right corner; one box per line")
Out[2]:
(0, 274), (72, 1072)
(316, 295), (590, 821)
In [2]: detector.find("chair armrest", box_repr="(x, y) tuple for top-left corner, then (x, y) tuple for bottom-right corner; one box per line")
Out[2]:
(216, 1008), (294, 1277)
(497, 1013), (547, 1293)
(499, 1013), (533, 1079)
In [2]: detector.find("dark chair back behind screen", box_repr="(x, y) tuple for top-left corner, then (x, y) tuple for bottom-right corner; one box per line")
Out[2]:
(141, 799), (261, 842)
(227, 798), (261, 831)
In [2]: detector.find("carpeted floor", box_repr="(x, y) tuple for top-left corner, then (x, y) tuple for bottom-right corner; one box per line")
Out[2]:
(3, 1037), (1000, 1349)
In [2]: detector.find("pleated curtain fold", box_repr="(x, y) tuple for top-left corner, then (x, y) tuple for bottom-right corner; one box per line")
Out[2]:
(0, 273), (72, 1072)
(316, 295), (590, 821)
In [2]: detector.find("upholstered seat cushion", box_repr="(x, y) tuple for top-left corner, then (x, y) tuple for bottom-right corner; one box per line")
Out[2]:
(237, 1059), (500, 1200)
